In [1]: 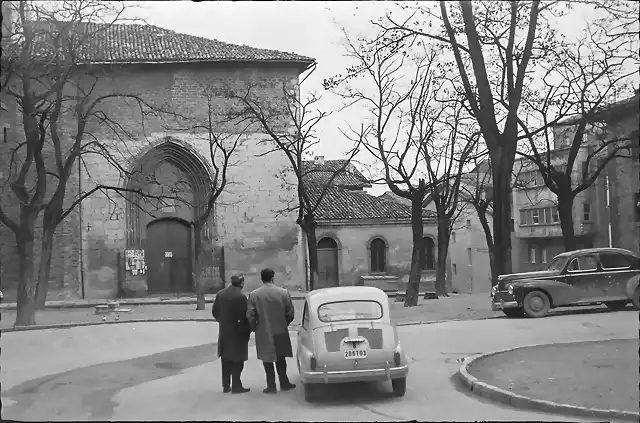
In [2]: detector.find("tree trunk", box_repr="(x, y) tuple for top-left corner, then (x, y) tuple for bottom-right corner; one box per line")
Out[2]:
(306, 227), (319, 291)
(404, 191), (425, 307)
(194, 225), (205, 310)
(557, 195), (577, 252)
(35, 224), (55, 309)
(476, 205), (497, 288)
(435, 218), (450, 297)
(15, 234), (37, 326)
(490, 154), (514, 278)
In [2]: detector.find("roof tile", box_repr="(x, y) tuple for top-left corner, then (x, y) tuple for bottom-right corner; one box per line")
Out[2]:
(15, 21), (315, 65)
(306, 182), (435, 221)
(302, 159), (370, 189)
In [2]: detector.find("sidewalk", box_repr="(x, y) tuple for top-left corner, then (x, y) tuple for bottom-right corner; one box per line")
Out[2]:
(0, 292), (499, 330)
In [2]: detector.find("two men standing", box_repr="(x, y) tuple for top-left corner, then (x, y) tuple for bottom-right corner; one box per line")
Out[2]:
(212, 268), (296, 394)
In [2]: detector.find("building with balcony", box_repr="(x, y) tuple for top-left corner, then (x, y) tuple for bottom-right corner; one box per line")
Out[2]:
(512, 91), (639, 272)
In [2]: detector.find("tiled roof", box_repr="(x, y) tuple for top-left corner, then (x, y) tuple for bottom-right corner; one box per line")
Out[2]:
(306, 183), (436, 221)
(302, 160), (370, 189)
(12, 21), (315, 65)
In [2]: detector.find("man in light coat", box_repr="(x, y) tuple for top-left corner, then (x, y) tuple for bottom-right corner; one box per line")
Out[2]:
(247, 268), (296, 394)
(212, 274), (252, 394)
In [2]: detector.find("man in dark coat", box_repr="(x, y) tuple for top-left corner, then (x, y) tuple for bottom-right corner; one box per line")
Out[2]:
(247, 268), (296, 394)
(212, 274), (252, 394)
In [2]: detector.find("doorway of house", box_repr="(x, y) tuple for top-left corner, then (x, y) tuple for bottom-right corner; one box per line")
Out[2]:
(317, 237), (339, 288)
(146, 218), (193, 294)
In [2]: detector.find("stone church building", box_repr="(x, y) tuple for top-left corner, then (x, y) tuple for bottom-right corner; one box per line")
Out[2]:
(0, 16), (314, 300)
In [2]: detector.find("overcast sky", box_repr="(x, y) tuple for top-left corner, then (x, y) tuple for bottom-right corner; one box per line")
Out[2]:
(126, 1), (611, 195)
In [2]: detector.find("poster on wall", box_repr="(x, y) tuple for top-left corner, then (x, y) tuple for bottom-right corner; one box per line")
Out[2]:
(124, 249), (145, 277)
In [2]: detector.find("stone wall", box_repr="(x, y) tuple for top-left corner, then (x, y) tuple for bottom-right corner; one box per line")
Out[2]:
(0, 62), (305, 300)
(314, 223), (439, 293)
(448, 207), (493, 294)
(606, 113), (640, 253)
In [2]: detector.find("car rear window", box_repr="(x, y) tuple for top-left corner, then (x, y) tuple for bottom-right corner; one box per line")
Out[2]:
(599, 253), (630, 269)
(317, 300), (383, 323)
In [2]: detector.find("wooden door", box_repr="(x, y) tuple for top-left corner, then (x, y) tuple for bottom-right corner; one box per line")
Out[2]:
(146, 218), (193, 294)
(317, 237), (339, 288)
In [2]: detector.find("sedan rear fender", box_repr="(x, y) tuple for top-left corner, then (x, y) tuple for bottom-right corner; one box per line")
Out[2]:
(297, 343), (314, 371)
(510, 279), (570, 306)
(625, 274), (640, 298)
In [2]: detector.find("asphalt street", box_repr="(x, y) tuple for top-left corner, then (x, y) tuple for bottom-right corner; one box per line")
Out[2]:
(2, 309), (638, 421)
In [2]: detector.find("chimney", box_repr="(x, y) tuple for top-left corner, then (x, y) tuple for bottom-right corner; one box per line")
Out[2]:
(314, 156), (324, 165)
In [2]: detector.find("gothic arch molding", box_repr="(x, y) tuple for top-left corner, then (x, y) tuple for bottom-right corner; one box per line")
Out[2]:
(125, 138), (213, 249)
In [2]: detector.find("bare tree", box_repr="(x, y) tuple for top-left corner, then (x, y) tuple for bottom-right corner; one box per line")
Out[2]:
(169, 86), (244, 309)
(421, 99), (480, 296)
(515, 23), (637, 251)
(227, 75), (360, 291)
(0, 1), (180, 325)
(376, 0), (570, 279)
(325, 32), (447, 307)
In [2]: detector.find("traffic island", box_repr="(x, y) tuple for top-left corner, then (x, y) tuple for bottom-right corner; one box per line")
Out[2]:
(458, 338), (640, 421)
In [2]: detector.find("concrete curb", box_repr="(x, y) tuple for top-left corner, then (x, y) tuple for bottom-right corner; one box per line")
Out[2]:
(395, 315), (503, 327)
(457, 338), (640, 421)
(0, 312), (504, 334)
(0, 318), (218, 333)
(0, 291), (437, 310)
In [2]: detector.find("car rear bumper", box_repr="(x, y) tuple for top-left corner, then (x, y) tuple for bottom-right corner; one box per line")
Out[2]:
(491, 291), (520, 310)
(301, 363), (409, 384)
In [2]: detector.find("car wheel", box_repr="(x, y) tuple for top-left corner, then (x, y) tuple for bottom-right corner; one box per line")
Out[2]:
(503, 308), (524, 318)
(304, 383), (320, 402)
(523, 290), (551, 318)
(632, 287), (640, 310)
(604, 301), (628, 311)
(392, 377), (407, 397)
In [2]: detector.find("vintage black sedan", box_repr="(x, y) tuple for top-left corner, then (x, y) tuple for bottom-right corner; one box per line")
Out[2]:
(491, 247), (640, 318)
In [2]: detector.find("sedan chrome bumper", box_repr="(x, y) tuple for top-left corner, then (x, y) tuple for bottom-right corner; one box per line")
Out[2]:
(301, 363), (409, 384)
(491, 290), (521, 310)
(491, 300), (520, 310)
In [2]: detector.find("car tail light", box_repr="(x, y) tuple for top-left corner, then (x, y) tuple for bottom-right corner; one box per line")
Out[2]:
(310, 356), (317, 370)
(394, 351), (401, 366)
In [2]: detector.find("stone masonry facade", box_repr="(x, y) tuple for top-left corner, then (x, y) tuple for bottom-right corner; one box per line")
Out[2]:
(0, 62), (307, 300)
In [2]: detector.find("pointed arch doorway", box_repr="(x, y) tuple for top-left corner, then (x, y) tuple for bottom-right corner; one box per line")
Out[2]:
(125, 138), (213, 295)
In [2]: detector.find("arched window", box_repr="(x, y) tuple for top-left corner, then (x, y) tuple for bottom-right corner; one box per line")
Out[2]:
(318, 237), (338, 249)
(370, 238), (387, 273)
(420, 237), (435, 270)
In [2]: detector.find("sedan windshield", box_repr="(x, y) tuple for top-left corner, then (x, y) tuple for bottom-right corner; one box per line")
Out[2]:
(546, 256), (568, 272)
(317, 300), (383, 323)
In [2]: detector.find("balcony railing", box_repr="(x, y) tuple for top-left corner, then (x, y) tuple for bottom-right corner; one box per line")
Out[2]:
(516, 222), (595, 238)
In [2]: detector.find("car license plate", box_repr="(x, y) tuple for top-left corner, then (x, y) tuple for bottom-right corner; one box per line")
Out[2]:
(344, 348), (368, 359)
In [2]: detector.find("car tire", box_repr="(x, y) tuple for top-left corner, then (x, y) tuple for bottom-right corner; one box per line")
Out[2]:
(604, 301), (628, 311)
(523, 290), (551, 318)
(632, 287), (640, 310)
(304, 383), (320, 402)
(392, 377), (407, 397)
(503, 308), (524, 318)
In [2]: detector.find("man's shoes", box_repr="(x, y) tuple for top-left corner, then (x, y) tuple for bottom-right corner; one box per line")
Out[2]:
(280, 383), (296, 391)
(231, 387), (250, 394)
(223, 387), (231, 393)
(263, 386), (277, 394)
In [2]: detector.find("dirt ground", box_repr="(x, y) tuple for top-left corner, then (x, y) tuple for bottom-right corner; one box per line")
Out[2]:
(468, 338), (640, 413)
(0, 293), (503, 330)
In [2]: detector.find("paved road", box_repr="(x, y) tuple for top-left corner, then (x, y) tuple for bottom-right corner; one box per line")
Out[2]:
(2, 309), (638, 421)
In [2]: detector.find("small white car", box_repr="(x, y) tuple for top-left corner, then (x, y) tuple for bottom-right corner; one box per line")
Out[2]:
(296, 286), (409, 401)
